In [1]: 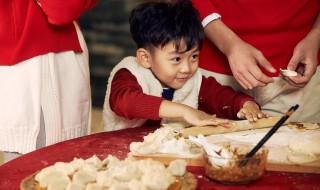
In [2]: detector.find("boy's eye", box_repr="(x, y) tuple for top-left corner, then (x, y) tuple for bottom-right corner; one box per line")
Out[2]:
(191, 54), (199, 60)
(173, 57), (181, 62)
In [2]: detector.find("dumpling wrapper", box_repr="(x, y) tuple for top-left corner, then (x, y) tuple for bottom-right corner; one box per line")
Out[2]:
(287, 152), (317, 164)
(289, 134), (320, 155)
(280, 69), (298, 77)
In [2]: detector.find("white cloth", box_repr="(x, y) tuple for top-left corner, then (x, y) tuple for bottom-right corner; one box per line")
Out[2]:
(200, 67), (320, 122)
(103, 56), (202, 131)
(0, 23), (91, 154)
(201, 13), (221, 27)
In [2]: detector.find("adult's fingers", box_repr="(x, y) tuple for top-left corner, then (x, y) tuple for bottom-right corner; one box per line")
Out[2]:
(286, 60), (316, 87)
(236, 78), (249, 89)
(283, 76), (307, 88)
(254, 53), (275, 83)
(255, 51), (276, 73)
(243, 64), (273, 88)
(291, 66), (315, 85)
(287, 53), (300, 71)
(248, 67), (273, 87)
(233, 65), (266, 89)
(234, 73), (252, 89)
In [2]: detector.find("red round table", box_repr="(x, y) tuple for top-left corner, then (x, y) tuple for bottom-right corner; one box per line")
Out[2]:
(0, 126), (319, 190)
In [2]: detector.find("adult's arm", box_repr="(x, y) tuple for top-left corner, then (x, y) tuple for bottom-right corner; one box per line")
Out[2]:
(193, 0), (276, 89)
(37, 0), (99, 25)
(285, 12), (320, 87)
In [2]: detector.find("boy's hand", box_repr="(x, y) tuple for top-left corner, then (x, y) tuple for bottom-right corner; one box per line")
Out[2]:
(182, 107), (229, 127)
(159, 100), (229, 127)
(237, 101), (269, 122)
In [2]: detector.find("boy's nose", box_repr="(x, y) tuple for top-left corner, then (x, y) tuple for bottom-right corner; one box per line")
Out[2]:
(180, 61), (191, 73)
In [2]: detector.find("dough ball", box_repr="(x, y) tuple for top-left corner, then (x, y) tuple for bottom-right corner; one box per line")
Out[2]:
(288, 134), (320, 155)
(287, 152), (317, 164)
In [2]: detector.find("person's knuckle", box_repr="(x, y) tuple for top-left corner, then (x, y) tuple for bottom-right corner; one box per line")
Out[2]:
(256, 72), (263, 80)
(251, 80), (260, 87)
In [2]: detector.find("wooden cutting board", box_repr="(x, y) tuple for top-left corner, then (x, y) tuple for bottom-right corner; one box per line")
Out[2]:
(133, 123), (320, 174)
(133, 153), (320, 174)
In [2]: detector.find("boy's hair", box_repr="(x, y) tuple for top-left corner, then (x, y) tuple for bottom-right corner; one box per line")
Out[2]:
(129, 0), (204, 53)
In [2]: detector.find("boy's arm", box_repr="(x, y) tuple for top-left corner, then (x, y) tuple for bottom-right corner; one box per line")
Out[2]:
(110, 69), (163, 120)
(159, 100), (228, 126)
(198, 76), (257, 119)
(110, 69), (228, 126)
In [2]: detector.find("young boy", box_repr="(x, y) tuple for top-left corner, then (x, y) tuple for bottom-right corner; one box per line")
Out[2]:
(103, 0), (269, 131)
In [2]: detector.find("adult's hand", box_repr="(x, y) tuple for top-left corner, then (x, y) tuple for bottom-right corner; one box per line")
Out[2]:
(282, 14), (320, 88)
(227, 39), (276, 89)
(204, 19), (276, 89)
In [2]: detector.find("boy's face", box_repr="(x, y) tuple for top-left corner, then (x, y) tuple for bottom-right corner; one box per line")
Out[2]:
(147, 42), (199, 89)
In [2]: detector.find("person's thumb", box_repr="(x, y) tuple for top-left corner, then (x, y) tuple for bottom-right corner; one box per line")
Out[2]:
(287, 53), (300, 71)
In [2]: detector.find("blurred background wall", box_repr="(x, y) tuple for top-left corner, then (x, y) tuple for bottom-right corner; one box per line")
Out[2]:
(79, 0), (142, 108)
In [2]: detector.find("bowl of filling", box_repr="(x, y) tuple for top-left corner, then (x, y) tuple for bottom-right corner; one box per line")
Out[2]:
(202, 142), (268, 185)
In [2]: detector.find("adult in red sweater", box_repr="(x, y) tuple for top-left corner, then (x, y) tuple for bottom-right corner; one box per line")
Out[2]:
(0, 0), (97, 163)
(102, 0), (269, 132)
(192, 0), (320, 122)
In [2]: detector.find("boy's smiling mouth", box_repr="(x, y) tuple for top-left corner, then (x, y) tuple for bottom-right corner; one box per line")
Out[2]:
(176, 76), (189, 82)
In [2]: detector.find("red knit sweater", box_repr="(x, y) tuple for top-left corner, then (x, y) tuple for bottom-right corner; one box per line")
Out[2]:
(109, 69), (256, 126)
(193, 0), (320, 77)
(0, 0), (98, 65)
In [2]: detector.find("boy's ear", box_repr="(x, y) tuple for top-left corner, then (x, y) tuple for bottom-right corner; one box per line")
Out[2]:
(136, 48), (151, 68)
